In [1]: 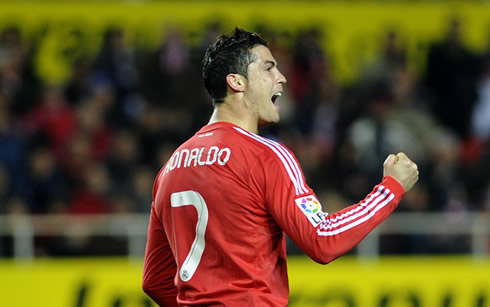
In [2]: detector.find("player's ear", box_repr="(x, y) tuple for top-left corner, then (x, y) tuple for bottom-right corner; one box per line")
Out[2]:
(226, 73), (246, 93)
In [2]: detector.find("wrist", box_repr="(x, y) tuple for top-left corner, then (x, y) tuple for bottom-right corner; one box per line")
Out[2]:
(382, 176), (406, 198)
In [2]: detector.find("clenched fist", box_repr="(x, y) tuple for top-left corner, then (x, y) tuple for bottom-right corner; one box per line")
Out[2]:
(383, 152), (419, 192)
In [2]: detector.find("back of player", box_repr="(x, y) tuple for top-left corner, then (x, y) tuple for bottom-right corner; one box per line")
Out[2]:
(143, 121), (407, 306)
(143, 121), (292, 306)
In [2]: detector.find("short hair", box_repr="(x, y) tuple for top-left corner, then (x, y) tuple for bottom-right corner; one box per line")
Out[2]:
(202, 27), (268, 103)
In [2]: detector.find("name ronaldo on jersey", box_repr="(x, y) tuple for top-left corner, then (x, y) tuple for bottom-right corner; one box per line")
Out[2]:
(164, 146), (231, 174)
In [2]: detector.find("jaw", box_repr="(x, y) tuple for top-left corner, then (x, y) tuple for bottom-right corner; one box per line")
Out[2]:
(244, 90), (282, 129)
(258, 105), (280, 128)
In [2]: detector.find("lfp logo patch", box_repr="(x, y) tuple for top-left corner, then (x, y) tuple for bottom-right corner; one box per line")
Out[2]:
(295, 195), (327, 227)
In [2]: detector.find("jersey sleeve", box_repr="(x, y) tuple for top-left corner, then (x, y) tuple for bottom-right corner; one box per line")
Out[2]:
(253, 147), (405, 264)
(142, 201), (179, 307)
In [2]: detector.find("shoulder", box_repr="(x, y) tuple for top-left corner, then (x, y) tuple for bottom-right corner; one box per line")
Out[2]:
(235, 128), (308, 193)
(232, 126), (294, 159)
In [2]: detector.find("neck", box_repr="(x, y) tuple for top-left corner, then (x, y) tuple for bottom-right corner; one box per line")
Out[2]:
(208, 97), (259, 134)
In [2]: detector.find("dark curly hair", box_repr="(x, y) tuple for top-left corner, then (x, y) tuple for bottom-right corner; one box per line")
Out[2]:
(202, 27), (268, 103)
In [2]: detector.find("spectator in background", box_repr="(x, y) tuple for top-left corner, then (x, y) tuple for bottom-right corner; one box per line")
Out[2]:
(471, 56), (490, 142)
(106, 129), (141, 193)
(76, 88), (114, 161)
(93, 27), (140, 128)
(23, 147), (67, 214)
(0, 91), (27, 198)
(483, 182), (490, 212)
(463, 53), (490, 211)
(23, 85), (79, 159)
(64, 56), (93, 107)
(137, 105), (172, 167)
(289, 27), (332, 136)
(389, 70), (460, 213)
(139, 26), (204, 142)
(345, 83), (423, 194)
(63, 132), (94, 190)
(0, 26), (26, 101)
(0, 25), (40, 117)
(425, 17), (479, 139)
(139, 26), (190, 106)
(68, 163), (112, 214)
(131, 166), (155, 213)
(0, 165), (11, 214)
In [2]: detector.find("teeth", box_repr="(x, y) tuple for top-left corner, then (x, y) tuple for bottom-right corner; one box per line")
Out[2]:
(272, 93), (282, 101)
(272, 92), (282, 104)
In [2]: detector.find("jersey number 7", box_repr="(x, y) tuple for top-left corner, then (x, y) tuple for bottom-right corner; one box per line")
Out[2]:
(170, 191), (209, 282)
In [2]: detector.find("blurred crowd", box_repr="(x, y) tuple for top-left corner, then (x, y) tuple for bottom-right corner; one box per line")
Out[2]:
(0, 19), (489, 255)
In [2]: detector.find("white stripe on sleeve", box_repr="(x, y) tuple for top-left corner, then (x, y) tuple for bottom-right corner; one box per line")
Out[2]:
(317, 186), (394, 236)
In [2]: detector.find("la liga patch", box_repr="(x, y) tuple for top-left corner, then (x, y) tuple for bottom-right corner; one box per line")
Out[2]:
(295, 195), (327, 227)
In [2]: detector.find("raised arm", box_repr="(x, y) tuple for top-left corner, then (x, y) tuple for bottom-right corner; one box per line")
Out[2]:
(263, 149), (418, 264)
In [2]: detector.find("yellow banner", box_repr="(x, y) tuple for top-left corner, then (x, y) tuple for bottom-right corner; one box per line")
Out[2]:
(288, 256), (490, 307)
(0, 2), (489, 83)
(0, 256), (489, 307)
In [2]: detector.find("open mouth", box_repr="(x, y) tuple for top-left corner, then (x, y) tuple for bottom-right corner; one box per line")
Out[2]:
(271, 92), (282, 104)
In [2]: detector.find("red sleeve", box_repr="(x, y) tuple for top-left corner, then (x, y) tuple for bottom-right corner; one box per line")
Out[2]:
(142, 202), (179, 307)
(256, 147), (405, 264)
(310, 176), (404, 263)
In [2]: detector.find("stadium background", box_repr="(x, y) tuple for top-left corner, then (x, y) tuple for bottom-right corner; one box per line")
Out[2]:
(0, 1), (489, 306)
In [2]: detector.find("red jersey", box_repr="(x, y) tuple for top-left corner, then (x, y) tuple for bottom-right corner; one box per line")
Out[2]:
(143, 122), (405, 306)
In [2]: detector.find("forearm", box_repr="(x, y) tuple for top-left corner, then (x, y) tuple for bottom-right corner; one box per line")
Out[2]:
(301, 176), (405, 264)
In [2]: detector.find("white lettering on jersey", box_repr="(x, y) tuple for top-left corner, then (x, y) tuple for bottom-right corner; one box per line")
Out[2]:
(206, 146), (219, 165)
(197, 147), (206, 166)
(164, 146), (231, 174)
(187, 148), (200, 167)
(295, 195), (327, 227)
(179, 149), (190, 169)
(217, 148), (231, 165)
(169, 151), (180, 171)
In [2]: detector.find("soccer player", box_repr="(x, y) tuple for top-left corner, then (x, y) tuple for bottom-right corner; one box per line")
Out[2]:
(142, 28), (419, 306)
